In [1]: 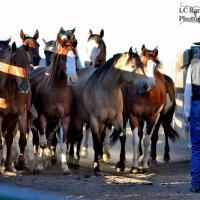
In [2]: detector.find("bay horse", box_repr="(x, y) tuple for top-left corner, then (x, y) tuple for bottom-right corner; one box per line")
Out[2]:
(80, 29), (109, 160)
(43, 27), (77, 66)
(110, 45), (168, 173)
(139, 45), (179, 163)
(69, 47), (149, 174)
(0, 42), (31, 173)
(20, 29), (41, 67)
(30, 34), (78, 174)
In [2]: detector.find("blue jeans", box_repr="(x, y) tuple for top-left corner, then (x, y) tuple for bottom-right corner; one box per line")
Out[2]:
(190, 100), (200, 189)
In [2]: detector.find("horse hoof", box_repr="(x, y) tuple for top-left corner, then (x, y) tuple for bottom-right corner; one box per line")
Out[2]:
(164, 154), (170, 163)
(142, 168), (150, 174)
(14, 156), (25, 171)
(115, 162), (125, 172)
(102, 152), (110, 162)
(94, 171), (103, 176)
(80, 148), (88, 159)
(63, 170), (71, 176)
(5, 163), (16, 173)
(150, 159), (157, 165)
(130, 167), (139, 174)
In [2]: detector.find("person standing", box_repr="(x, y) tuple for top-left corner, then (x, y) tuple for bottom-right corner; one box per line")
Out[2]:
(184, 57), (200, 193)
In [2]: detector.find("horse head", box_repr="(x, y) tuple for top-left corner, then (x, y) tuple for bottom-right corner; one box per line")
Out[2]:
(84, 29), (106, 67)
(43, 39), (56, 66)
(58, 27), (77, 48)
(1, 42), (31, 92)
(49, 35), (78, 85)
(20, 29), (41, 66)
(141, 44), (161, 90)
(0, 37), (11, 51)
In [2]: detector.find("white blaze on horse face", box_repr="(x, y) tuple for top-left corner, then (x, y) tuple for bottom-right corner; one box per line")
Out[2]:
(85, 39), (100, 66)
(66, 50), (78, 84)
(146, 59), (156, 86)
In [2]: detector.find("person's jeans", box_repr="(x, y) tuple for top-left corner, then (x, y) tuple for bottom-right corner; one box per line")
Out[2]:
(190, 100), (200, 190)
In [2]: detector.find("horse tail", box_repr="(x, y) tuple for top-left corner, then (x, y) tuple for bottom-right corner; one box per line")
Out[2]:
(109, 128), (122, 146)
(162, 102), (179, 142)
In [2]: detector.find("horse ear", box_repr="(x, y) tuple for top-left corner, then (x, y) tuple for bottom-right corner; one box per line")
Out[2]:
(33, 29), (39, 40)
(134, 48), (138, 54)
(89, 29), (93, 37)
(71, 28), (76, 34)
(59, 27), (64, 33)
(141, 44), (147, 56)
(43, 38), (47, 45)
(100, 29), (104, 38)
(129, 47), (133, 54)
(153, 46), (158, 57)
(20, 29), (25, 40)
(141, 44), (145, 51)
(11, 42), (17, 52)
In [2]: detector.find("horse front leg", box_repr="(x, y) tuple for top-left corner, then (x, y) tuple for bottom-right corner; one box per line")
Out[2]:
(15, 113), (27, 171)
(0, 117), (4, 173)
(102, 126), (112, 162)
(60, 116), (71, 175)
(80, 124), (90, 158)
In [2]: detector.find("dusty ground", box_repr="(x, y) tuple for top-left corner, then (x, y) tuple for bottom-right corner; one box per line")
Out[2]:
(0, 128), (198, 200)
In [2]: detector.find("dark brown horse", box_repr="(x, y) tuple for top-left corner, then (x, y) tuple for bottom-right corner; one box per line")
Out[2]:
(30, 35), (78, 174)
(20, 29), (41, 66)
(0, 37), (11, 60)
(69, 47), (148, 174)
(0, 42), (31, 173)
(110, 45), (168, 173)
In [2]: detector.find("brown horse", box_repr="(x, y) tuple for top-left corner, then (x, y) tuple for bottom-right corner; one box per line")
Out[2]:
(20, 29), (41, 67)
(69, 47), (149, 174)
(110, 45), (168, 173)
(84, 29), (106, 67)
(140, 45), (179, 163)
(30, 34), (78, 174)
(0, 42), (31, 173)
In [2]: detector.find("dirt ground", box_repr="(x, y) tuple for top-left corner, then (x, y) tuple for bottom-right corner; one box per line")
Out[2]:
(0, 128), (198, 200)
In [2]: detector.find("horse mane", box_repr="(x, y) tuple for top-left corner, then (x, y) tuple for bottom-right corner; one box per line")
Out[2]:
(90, 53), (121, 82)
(48, 53), (67, 87)
(4, 49), (30, 68)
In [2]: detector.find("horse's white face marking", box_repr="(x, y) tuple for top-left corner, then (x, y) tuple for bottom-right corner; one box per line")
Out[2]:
(146, 59), (156, 86)
(48, 46), (54, 51)
(66, 50), (78, 83)
(61, 35), (67, 41)
(85, 39), (100, 66)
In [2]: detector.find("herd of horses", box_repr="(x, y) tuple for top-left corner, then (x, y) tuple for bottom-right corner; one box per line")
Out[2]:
(0, 27), (179, 176)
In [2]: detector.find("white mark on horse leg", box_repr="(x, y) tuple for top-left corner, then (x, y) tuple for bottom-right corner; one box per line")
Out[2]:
(39, 133), (47, 148)
(60, 142), (69, 173)
(132, 127), (139, 168)
(94, 162), (99, 169)
(25, 130), (34, 170)
(143, 135), (151, 169)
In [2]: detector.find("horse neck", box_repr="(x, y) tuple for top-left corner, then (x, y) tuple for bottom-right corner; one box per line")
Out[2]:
(49, 55), (67, 87)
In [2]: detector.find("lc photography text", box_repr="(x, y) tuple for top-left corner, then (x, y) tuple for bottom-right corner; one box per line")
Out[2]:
(179, 2), (200, 24)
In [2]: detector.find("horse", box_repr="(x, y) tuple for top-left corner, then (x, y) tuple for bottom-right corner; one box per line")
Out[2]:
(139, 45), (179, 163)
(30, 34), (78, 174)
(84, 29), (106, 67)
(0, 37), (11, 60)
(0, 42), (32, 173)
(43, 27), (77, 66)
(110, 45), (169, 174)
(80, 29), (109, 160)
(20, 29), (41, 67)
(69, 47), (149, 174)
